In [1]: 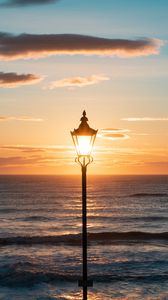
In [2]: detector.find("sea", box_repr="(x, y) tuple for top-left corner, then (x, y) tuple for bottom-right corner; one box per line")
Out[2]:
(0, 175), (168, 300)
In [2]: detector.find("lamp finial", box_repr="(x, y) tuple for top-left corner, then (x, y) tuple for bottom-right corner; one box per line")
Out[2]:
(80, 110), (88, 123)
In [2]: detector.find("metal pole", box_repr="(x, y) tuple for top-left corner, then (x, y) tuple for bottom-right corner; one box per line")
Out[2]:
(82, 164), (87, 300)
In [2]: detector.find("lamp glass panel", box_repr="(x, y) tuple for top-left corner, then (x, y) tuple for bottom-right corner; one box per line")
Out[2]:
(76, 136), (93, 156)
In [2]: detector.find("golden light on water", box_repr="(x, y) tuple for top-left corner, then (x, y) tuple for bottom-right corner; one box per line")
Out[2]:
(60, 290), (131, 300)
(60, 291), (103, 300)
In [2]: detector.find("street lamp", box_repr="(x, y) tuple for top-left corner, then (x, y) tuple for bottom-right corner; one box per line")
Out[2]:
(71, 110), (97, 300)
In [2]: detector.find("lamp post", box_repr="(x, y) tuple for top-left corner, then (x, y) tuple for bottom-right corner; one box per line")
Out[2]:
(71, 111), (97, 300)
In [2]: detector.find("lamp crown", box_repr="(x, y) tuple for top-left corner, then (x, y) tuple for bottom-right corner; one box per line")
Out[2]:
(71, 111), (97, 136)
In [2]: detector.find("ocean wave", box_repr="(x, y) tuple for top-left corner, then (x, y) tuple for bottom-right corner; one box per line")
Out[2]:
(0, 266), (168, 287)
(1, 231), (168, 246)
(0, 207), (59, 214)
(22, 216), (54, 222)
(131, 216), (168, 222)
(129, 193), (168, 197)
(0, 269), (78, 287)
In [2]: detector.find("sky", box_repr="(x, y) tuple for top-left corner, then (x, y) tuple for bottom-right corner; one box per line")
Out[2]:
(0, 0), (168, 175)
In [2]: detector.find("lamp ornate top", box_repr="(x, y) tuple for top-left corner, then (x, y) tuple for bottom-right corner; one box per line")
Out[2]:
(71, 110), (97, 136)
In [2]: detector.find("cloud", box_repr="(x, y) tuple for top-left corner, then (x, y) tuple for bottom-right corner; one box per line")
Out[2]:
(0, 116), (43, 122)
(122, 117), (168, 121)
(0, 156), (41, 166)
(0, 155), (72, 168)
(0, 144), (73, 153)
(0, 0), (59, 7)
(0, 33), (164, 61)
(48, 74), (110, 89)
(0, 144), (73, 168)
(0, 144), (167, 172)
(100, 128), (130, 133)
(100, 133), (129, 140)
(98, 128), (130, 140)
(0, 71), (43, 88)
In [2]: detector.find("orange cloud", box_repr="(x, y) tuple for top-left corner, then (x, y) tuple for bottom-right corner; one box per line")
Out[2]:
(0, 156), (71, 168)
(98, 128), (130, 140)
(122, 117), (168, 121)
(0, 156), (41, 166)
(48, 74), (110, 89)
(0, 144), (73, 152)
(0, 71), (43, 88)
(100, 128), (130, 133)
(0, 116), (43, 121)
(0, 144), (167, 174)
(0, 33), (164, 60)
(0, 144), (73, 169)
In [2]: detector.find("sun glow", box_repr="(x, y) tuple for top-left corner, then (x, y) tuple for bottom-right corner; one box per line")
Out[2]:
(77, 136), (92, 156)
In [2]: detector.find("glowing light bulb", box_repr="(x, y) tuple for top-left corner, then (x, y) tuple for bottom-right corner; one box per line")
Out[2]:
(77, 136), (92, 155)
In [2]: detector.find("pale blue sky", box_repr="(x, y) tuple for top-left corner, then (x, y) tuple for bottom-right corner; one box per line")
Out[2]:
(0, 0), (168, 37)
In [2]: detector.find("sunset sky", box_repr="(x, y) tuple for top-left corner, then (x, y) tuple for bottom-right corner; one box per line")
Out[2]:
(0, 0), (168, 174)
